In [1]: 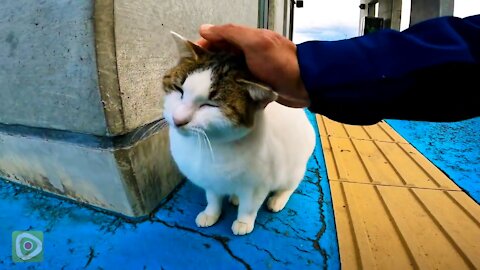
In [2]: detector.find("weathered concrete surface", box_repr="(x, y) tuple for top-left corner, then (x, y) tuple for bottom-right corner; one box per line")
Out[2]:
(0, 0), (260, 136)
(378, 0), (402, 30)
(0, 0), (107, 135)
(410, 0), (454, 26)
(267, 0), (290, 35)
(0, 122), (182, 218)
(112, 0), (259, 134)
(0, 111), (340, 269)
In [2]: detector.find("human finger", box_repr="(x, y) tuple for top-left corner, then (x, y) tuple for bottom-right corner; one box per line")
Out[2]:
(199, 23), (261, 50)
(275, 94), (310, 108)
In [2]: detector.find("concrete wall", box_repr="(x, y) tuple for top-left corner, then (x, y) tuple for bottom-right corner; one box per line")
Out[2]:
(268, 0), (291, 36)
(410, 0), (454, 26)
(0, 0), (259, 136)
(0, 0), (107, 135)
(378, 0), (402, 30)
(111, 0), (259, 135)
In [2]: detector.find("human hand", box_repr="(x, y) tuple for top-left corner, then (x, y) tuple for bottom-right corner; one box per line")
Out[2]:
(197, 24), (310, 108)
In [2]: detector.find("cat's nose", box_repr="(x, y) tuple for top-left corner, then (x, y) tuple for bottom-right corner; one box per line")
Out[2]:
(173, 116), (190, 127)
(172, 106), (193, 127)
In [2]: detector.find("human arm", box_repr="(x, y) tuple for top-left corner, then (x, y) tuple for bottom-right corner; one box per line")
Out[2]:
(298, 15), (480, 124)
(199, 15), (480, 125)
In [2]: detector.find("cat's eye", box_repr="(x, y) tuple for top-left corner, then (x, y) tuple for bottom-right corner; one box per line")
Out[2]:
(173, 84), (184, 96)
(200, 103), (219, 108)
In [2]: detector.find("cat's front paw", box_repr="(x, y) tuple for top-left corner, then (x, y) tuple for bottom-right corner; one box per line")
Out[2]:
(231, 220), (254, 235)
(267, 195), (288, 212)
(195, 211), (220, 227)
(228, 194), (239, 206)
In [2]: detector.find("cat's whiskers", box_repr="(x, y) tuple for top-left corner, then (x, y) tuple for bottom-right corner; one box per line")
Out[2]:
(190, 127), (215, 162)
(200, 129), (215, 162)
(194, 128), (203, 157)
(137, 120), (168, 142)
(189, 128), (205, 158)
(130, 125), (146, 141)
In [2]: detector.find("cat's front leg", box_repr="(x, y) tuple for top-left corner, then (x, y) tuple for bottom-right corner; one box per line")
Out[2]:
(196, 190), (223, 227)
(232, 187), (269, 235)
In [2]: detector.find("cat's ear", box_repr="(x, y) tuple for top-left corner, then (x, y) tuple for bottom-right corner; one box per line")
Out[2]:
(237, 79), (278, 108)
(170, 31), (207, 60)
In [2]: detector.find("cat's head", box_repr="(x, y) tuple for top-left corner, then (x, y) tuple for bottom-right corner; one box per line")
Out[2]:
(162, 32), (277, 142)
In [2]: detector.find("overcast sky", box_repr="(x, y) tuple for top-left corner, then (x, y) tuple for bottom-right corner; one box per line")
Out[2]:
(293, 0), (480, 43)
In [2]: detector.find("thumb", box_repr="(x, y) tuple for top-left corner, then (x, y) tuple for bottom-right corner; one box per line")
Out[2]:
(199, 24), (224, 42)
(200, 24), (255, 50)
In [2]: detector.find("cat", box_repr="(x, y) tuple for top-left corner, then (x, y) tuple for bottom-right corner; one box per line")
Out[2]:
(162, 32), (315, 235)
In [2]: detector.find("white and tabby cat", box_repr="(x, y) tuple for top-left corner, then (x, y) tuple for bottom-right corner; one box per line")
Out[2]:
(162, 32), (315, 235)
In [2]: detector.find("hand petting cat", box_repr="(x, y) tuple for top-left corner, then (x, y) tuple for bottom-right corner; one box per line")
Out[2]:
(197, 15), (480, 125)
(197, 24), (311, 109)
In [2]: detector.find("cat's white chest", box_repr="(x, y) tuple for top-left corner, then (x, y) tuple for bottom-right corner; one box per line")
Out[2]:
(169, 129), (249, 193)
(167, 103), (316, 198)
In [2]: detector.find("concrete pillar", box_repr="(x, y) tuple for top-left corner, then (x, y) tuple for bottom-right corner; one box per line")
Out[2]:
(0, 0), (260, 218)
(267, 0), (291, 35)
(257, 1), (291, 38)
(368, 2), (377, 17)
(379, 0), (393, 28)
(391, 0), (403, 30)
(378, 0), (402, 30)
(359, 0), (371, 34)
(359, 0), (403, 33)
(410, 0), (454, 26)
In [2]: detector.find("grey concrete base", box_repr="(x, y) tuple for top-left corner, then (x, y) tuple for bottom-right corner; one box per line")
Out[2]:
(0, 121), (182, 218)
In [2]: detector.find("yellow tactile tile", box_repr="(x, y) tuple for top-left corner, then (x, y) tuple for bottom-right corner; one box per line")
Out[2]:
(318, 116), (409, 143)
(316, 115), (480, 270)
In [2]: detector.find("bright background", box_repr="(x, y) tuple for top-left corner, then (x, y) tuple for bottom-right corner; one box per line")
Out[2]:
(293, 0), (480, 43)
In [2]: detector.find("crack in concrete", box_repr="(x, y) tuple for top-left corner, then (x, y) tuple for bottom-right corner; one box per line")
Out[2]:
(149, 217), (251, 270)
(295, 246), (311, 253)
(149, 180), (186, 217)
(278, 219), (307, 236)
(294, 189), (316, 199)
(255, 220), (311, 243)
(84, 246), (97, 269)
(312, 154), (329, 270)
(97, 217), (136, 234)
(286, 208), (298, 217)
(246, 243), (287, 265)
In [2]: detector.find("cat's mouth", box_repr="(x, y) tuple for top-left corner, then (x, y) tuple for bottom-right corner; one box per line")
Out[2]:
(171, 125), (191, 135)
(172, 124), (205, 137)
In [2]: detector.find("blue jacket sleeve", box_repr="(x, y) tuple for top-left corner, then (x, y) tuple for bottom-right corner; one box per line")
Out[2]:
(297, 15), (480, 125)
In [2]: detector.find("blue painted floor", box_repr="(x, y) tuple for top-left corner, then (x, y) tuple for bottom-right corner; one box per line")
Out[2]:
(387, 117), (480, 203)
(0, 112), (340, 270)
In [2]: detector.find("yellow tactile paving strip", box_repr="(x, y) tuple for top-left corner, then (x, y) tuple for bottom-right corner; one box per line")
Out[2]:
(316, 115), (480, 270)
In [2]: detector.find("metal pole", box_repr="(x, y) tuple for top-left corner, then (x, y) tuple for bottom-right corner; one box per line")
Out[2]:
(289, 0), (295, 40)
